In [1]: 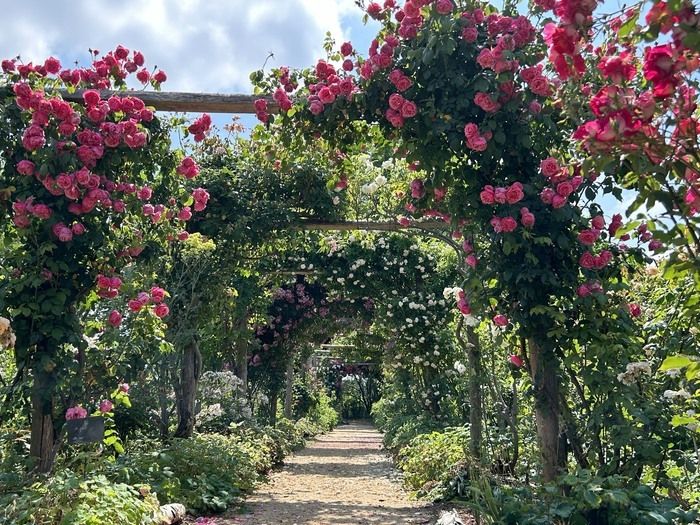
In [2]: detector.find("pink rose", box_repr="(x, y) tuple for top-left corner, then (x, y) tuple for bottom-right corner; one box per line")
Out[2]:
(82, 90), (101, 107)
(108, 310), (122, 327)
(628, 303), (642, 318)
(400, 100), (417, 118)
(493, 187), (507, 204)
(462, 27), (478, 42)
(71, 223), (86, 235)
(476, 48), (496, 69)
(150, 286), (166, 303)
(551, 194), (567, 208)
(556, 181), (574, 197)
(410, 179), (425, 199)
(128, 300), (144, 313)
(591, 215), (605, 230)
(520, 208), (535, 228)
(65, 406), (88, 421)
(464, 123), (479, 139)
(465, 254), (477, 268)
(578, 229), (599, 245)
(505, 182), (524, 204)
(500, 216), (518, 232)
(508, 354), (524, 368)
(154, 303), (170, 318)
(153, 70), (167, 83)
(178, 207), (193, 221)
(467, 136), (488, 151)
(118, 383), (130, 393)
(579, 251), (596, 269)
(649, 239), (663, 251)
(436, 0), (453, 14)
(540, 187), (554, 204)
(137, 187), (153, 201)
(540, 157), (560, 178)
(493, 314), (509, 327)
(16, 160), (35, 176)
(340, 42), (353, 56)
(318, 87), (335, 104)
(480, 185), (495, 204)
(388, 93), (405, 110)
(99, 400), (114, 413)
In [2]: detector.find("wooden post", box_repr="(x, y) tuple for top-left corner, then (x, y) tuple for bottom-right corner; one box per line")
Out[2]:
(283, 358), (295, 420)
(174, 340), (202, 438)
(29, 367), (55, 472)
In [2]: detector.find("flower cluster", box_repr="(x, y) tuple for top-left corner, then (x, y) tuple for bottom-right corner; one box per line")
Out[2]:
(539, 157), (583, 208)
(616, 360), (652, 386)
(385, 92), (418, 128)
(307, 59), (357, 116)
(464, 122), (491, 151)
(125, 286), (169, 319)
(480, 182), (524, 206)
(187, 113), (212, 142)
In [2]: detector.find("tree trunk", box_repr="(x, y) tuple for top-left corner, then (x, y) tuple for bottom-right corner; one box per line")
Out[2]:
(269, 392), (278, 426)
(457, 320), (483, 460)
(528, 338), (564, 482)
(30, 368), (55, 472)
(174, 340), (202, 438)
(235, 343), (248, 394)
(283, 358), (295, 419)
(233, 314), (249, 393)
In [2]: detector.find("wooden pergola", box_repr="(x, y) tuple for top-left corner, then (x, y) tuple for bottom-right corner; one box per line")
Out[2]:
(60, 89), (457, 236)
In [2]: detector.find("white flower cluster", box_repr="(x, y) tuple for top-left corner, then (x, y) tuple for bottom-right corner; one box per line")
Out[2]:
(454, 361), (467, 374)
(360, 174), (388, 195)
(663, 389), (691, 401)
(616, 361), (652, 386)
(0, 317), (16, 349)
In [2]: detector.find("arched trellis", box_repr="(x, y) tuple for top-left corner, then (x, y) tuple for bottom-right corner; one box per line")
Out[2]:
(60, 87), (486, 454)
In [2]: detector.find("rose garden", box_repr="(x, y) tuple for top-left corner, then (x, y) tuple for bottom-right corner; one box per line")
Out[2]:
(0, 0), (699, 523)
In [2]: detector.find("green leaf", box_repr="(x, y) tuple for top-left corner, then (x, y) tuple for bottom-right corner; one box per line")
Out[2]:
(617, 11), (639, 38)
(583, 489), (602, 508)
(660, 355), (693, 371)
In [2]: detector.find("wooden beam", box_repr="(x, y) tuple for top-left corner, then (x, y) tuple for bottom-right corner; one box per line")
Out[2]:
(59, 89), (277, 114)
(295, 220), (449, 232)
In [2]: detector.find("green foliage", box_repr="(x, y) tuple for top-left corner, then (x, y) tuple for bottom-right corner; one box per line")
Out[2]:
(1, 470), (159, 525)
(464, 471), (698, 525)
(109, 434), (256, 514)
(397, 426), (471, 500)
(304, 389), (341, 431)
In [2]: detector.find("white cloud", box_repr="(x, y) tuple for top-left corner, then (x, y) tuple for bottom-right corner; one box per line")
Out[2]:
(0, 0), (360, 92)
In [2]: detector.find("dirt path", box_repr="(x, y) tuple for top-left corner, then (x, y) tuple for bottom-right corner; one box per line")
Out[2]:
(227, 422), (435, 525)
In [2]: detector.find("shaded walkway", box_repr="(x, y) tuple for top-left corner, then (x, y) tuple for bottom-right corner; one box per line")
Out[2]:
(232, 422), (434, 525)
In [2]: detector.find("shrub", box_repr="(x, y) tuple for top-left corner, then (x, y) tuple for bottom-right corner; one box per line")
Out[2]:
(305, 389), (340, 431)
(110, 434), (258, 514)
(397, 426), (470, 500)
(1, 470), (159, 525)
(465, 471), (698, 525)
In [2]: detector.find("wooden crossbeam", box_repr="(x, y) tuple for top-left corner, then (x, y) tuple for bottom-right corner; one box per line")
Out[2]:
(295, 220), (448, 232)
(59, 89), (276, 114)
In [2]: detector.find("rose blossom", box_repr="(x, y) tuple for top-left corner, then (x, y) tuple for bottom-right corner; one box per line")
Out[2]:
(65, 405), (88, 420)
(493, 314), (509, 327)
(154, 303), (170, 318)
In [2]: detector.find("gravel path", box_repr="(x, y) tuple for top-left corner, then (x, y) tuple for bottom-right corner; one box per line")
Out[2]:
(226, 422), (436, 525)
